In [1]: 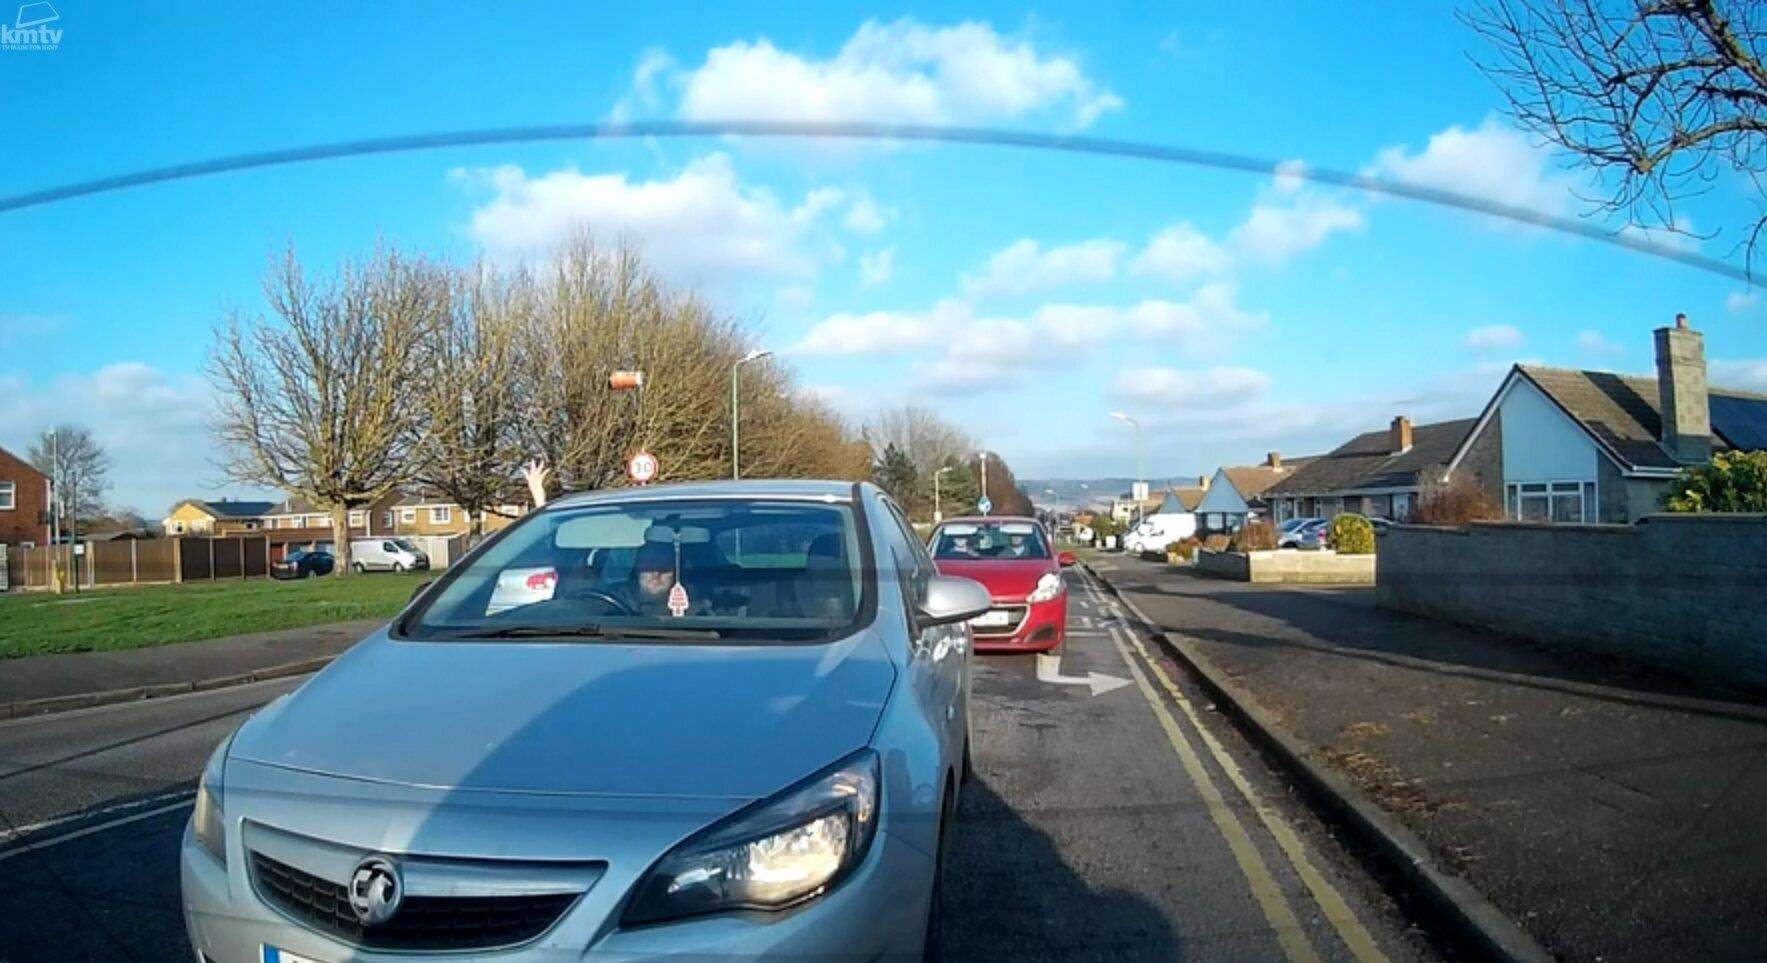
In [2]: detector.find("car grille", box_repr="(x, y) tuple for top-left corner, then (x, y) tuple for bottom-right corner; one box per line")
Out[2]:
(249, 851), (578, 951)
(972, 605), (1028, 637)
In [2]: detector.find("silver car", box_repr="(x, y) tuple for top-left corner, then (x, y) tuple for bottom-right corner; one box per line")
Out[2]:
(180, 480), (990, 962)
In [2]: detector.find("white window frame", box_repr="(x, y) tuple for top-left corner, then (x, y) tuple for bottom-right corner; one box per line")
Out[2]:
(1506, 480), (1592, 524)
(400, 508), (417, 524)
(382, 510), (394, 529)
(347, 510), (366, 527)
(429, 505), (452, 524)
(0, 481), (13, 511)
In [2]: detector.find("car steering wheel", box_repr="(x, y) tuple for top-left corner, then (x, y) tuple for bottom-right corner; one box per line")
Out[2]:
(565, 589), (637, 616)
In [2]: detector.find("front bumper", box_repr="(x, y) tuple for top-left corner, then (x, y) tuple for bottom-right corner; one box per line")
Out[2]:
(970, 592), (1066, 651)
(181, 810), (932, 962)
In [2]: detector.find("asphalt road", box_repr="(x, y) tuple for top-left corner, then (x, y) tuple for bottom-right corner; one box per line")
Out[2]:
(0, 572), (1443, 962)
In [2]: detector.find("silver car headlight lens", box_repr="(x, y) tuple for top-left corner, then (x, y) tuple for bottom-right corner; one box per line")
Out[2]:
(622, 749), (880, 926)
(1026, 572), (1064, 604)
(192, 732), (233, 865)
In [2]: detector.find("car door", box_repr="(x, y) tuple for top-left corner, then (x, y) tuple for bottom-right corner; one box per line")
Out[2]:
(878, 496), (969, 766)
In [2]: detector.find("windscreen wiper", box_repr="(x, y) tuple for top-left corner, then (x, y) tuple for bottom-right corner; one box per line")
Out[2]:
(445, 625), (723, 641)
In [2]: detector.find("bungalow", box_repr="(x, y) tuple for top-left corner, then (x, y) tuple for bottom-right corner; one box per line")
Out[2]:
(0, 444), (49, 546)
(163, 499), (277, 536)
(1443, 316), (1767, 524)
(1193, 452), (1314, 534)
(1265, 417), (1477, 523)
(1110, 480), (1208, 526)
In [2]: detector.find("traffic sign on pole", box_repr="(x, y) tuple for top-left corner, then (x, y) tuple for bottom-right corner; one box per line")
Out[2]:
(627, 451), (659, 484)
(977, 496), (993, 515)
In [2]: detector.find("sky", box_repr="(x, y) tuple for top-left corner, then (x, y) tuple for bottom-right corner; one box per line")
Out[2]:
(3, 2), (1766, 514)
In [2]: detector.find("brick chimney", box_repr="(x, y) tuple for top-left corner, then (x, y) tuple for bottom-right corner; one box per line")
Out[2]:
(1265, 451), (1283, 470)
(1389, 416), (1413, 454)
(1655, 312), (1710, 463)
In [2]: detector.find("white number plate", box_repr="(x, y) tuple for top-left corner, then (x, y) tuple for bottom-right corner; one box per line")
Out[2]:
(971, 610), (1011, 628)
(264, 946), (325, 963)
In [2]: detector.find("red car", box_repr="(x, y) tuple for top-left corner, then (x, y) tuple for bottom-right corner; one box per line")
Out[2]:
(927, 516), (1075, 652)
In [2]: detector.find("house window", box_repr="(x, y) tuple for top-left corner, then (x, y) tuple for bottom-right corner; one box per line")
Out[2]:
(400, 508), (416, 524)
(307, 514), (326, 528)
(429, 506), (452, 524)
(0, 481), (13, 510)
(168, 521), (184, 534)
(1392, 493), (1411, 521)
(347, 510), (366, 527)
(382, 510), (394, 529)
(1507, 481), (1590, 523)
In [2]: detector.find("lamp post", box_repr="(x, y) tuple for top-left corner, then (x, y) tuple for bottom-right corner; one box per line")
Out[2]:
(730, 349), (773, 480)
(934, 466), (951, 523)
(1110, 411), (1144, 530)
(975, 451), (991, 515)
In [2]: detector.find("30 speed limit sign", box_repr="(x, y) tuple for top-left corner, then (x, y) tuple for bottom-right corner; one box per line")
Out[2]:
(627, 450), (659, 484)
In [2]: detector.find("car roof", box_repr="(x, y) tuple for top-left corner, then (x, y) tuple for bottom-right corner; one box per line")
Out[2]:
(548, 479), (863, 509)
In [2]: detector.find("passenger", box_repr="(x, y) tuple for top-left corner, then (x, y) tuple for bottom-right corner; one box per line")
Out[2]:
(1006, 532), (1032, 557)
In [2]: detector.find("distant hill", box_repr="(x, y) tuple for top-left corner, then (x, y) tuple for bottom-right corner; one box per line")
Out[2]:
(1022, 477), (1203, 510)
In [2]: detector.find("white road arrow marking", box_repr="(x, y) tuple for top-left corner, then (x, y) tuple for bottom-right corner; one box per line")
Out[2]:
(1036, 652), (1131, 697)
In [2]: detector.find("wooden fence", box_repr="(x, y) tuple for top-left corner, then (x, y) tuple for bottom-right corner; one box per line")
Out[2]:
(4, 536), (270, 591)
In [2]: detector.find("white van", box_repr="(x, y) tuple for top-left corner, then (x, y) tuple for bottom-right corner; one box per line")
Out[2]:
(348, 537), (430, 573)
(1122, 513), (1198, 554)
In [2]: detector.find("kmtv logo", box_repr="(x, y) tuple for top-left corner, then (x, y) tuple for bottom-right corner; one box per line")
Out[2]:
(2, 3), (62, 51)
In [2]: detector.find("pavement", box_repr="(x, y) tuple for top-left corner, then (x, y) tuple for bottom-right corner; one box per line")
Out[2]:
(0, 619), (381, 718)
(1085, 550), (1767, 963)
(0, 570), (1448, 962)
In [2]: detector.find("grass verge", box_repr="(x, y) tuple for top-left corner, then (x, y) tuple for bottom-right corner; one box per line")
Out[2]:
(0, 573), (431, 658)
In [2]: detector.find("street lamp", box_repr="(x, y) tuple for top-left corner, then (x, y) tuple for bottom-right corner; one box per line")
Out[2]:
(934, 466), (952, 523)
(1110, 411), (1144, 530)
(731, 349), (773, 480)
(975, 451), (991, 515)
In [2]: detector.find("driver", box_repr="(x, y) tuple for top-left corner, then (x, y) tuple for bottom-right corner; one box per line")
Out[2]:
(615, 541), (705, 617)
(1006, 532), (1032, 557)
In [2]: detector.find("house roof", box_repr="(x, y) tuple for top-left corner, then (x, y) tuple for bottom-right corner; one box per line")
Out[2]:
(0, 444), (47, 481)
(1219, 460), (1316, 500)
(1266, 419), (1477, 497)
(1505, 365), (1767, 471)
(170, 498), (277, 519)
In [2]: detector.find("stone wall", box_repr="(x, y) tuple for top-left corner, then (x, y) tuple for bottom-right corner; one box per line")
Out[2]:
(1198, 549), (1376, 584)
(1377, 514), (1767, 689)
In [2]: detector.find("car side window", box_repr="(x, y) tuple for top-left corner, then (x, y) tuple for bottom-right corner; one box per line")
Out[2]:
(879, 498), (931, 613)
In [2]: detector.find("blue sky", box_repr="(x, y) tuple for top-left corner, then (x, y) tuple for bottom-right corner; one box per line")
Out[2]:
(3, 2), (1765, 512)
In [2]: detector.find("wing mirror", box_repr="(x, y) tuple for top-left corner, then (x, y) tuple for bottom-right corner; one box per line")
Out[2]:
(917, 575), (992, 627)
(1057, 550), (1077, 567)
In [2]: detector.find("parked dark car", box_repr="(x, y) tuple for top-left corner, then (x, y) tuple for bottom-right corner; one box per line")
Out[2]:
(272, 547), (334, 580)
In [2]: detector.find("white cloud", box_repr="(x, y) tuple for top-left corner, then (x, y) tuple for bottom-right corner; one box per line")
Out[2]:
(1576, 329), (1624, 356)
(1113, 366), (1273, 409)
(1122, 284), (1267, 353)
(858, 247), (895, 287)
(1464, 324), (1524, 351)
(1366, 117), (1576, 216)
(0, 362), (225, 515)
(456, 153), (848, 283)
(962, 238), (1124, 296)
(1712, 358), (1767, 391)
(1228, 193), (1363, 265)
(1129, 223), (1229, 284)
(1726, 290), (1760, 313)
(665, 19), (1121, 129)
(843, 196), (891, 234)
(1272, 159), (1308, 195)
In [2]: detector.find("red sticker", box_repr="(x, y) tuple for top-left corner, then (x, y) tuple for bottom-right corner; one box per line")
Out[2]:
(667, 582), (689, 617)
(525, 569), (558, 591)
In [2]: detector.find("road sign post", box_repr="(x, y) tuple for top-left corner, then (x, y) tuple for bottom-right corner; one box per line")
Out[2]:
(627, 451), (659, 485)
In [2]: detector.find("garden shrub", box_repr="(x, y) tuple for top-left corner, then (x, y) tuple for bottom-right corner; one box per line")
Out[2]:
(1413, 480), (1502, 526)
(1201, 533), (1232, 552)
(1662, 450), (1767, 512)
(1326, 514), (1375, 554)
(1228, 521), (1276, 552)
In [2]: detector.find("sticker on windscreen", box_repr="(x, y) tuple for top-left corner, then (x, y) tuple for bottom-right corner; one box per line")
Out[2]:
(486, 566), (558, 615)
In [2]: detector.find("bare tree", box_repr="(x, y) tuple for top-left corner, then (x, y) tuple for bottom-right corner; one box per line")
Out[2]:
(863, 406), (978, 478)
(209, 246), (445, 573)
(1465, 0), (1767, 261)
(28, 424), (111, 523)
(411, 263), (526, 536)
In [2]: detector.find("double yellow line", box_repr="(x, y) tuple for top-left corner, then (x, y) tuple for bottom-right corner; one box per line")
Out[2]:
(1076, 569), (1391, 963)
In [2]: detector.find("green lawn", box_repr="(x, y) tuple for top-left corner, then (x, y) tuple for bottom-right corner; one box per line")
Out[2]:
(0, 572), (432, 659)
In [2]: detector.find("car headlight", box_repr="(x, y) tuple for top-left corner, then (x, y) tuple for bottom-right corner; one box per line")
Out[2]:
(192, 732), (234, 865)
(1027, 572), (1065, 604)
(622, 749), (879, 926)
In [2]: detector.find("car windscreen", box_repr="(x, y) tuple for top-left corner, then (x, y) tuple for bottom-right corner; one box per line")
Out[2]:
(402, 498), (867, 642)
(930, 521), (1050, 560)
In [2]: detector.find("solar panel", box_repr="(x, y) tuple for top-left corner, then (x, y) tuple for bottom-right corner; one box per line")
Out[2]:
(1711, 394), (1767, 451)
